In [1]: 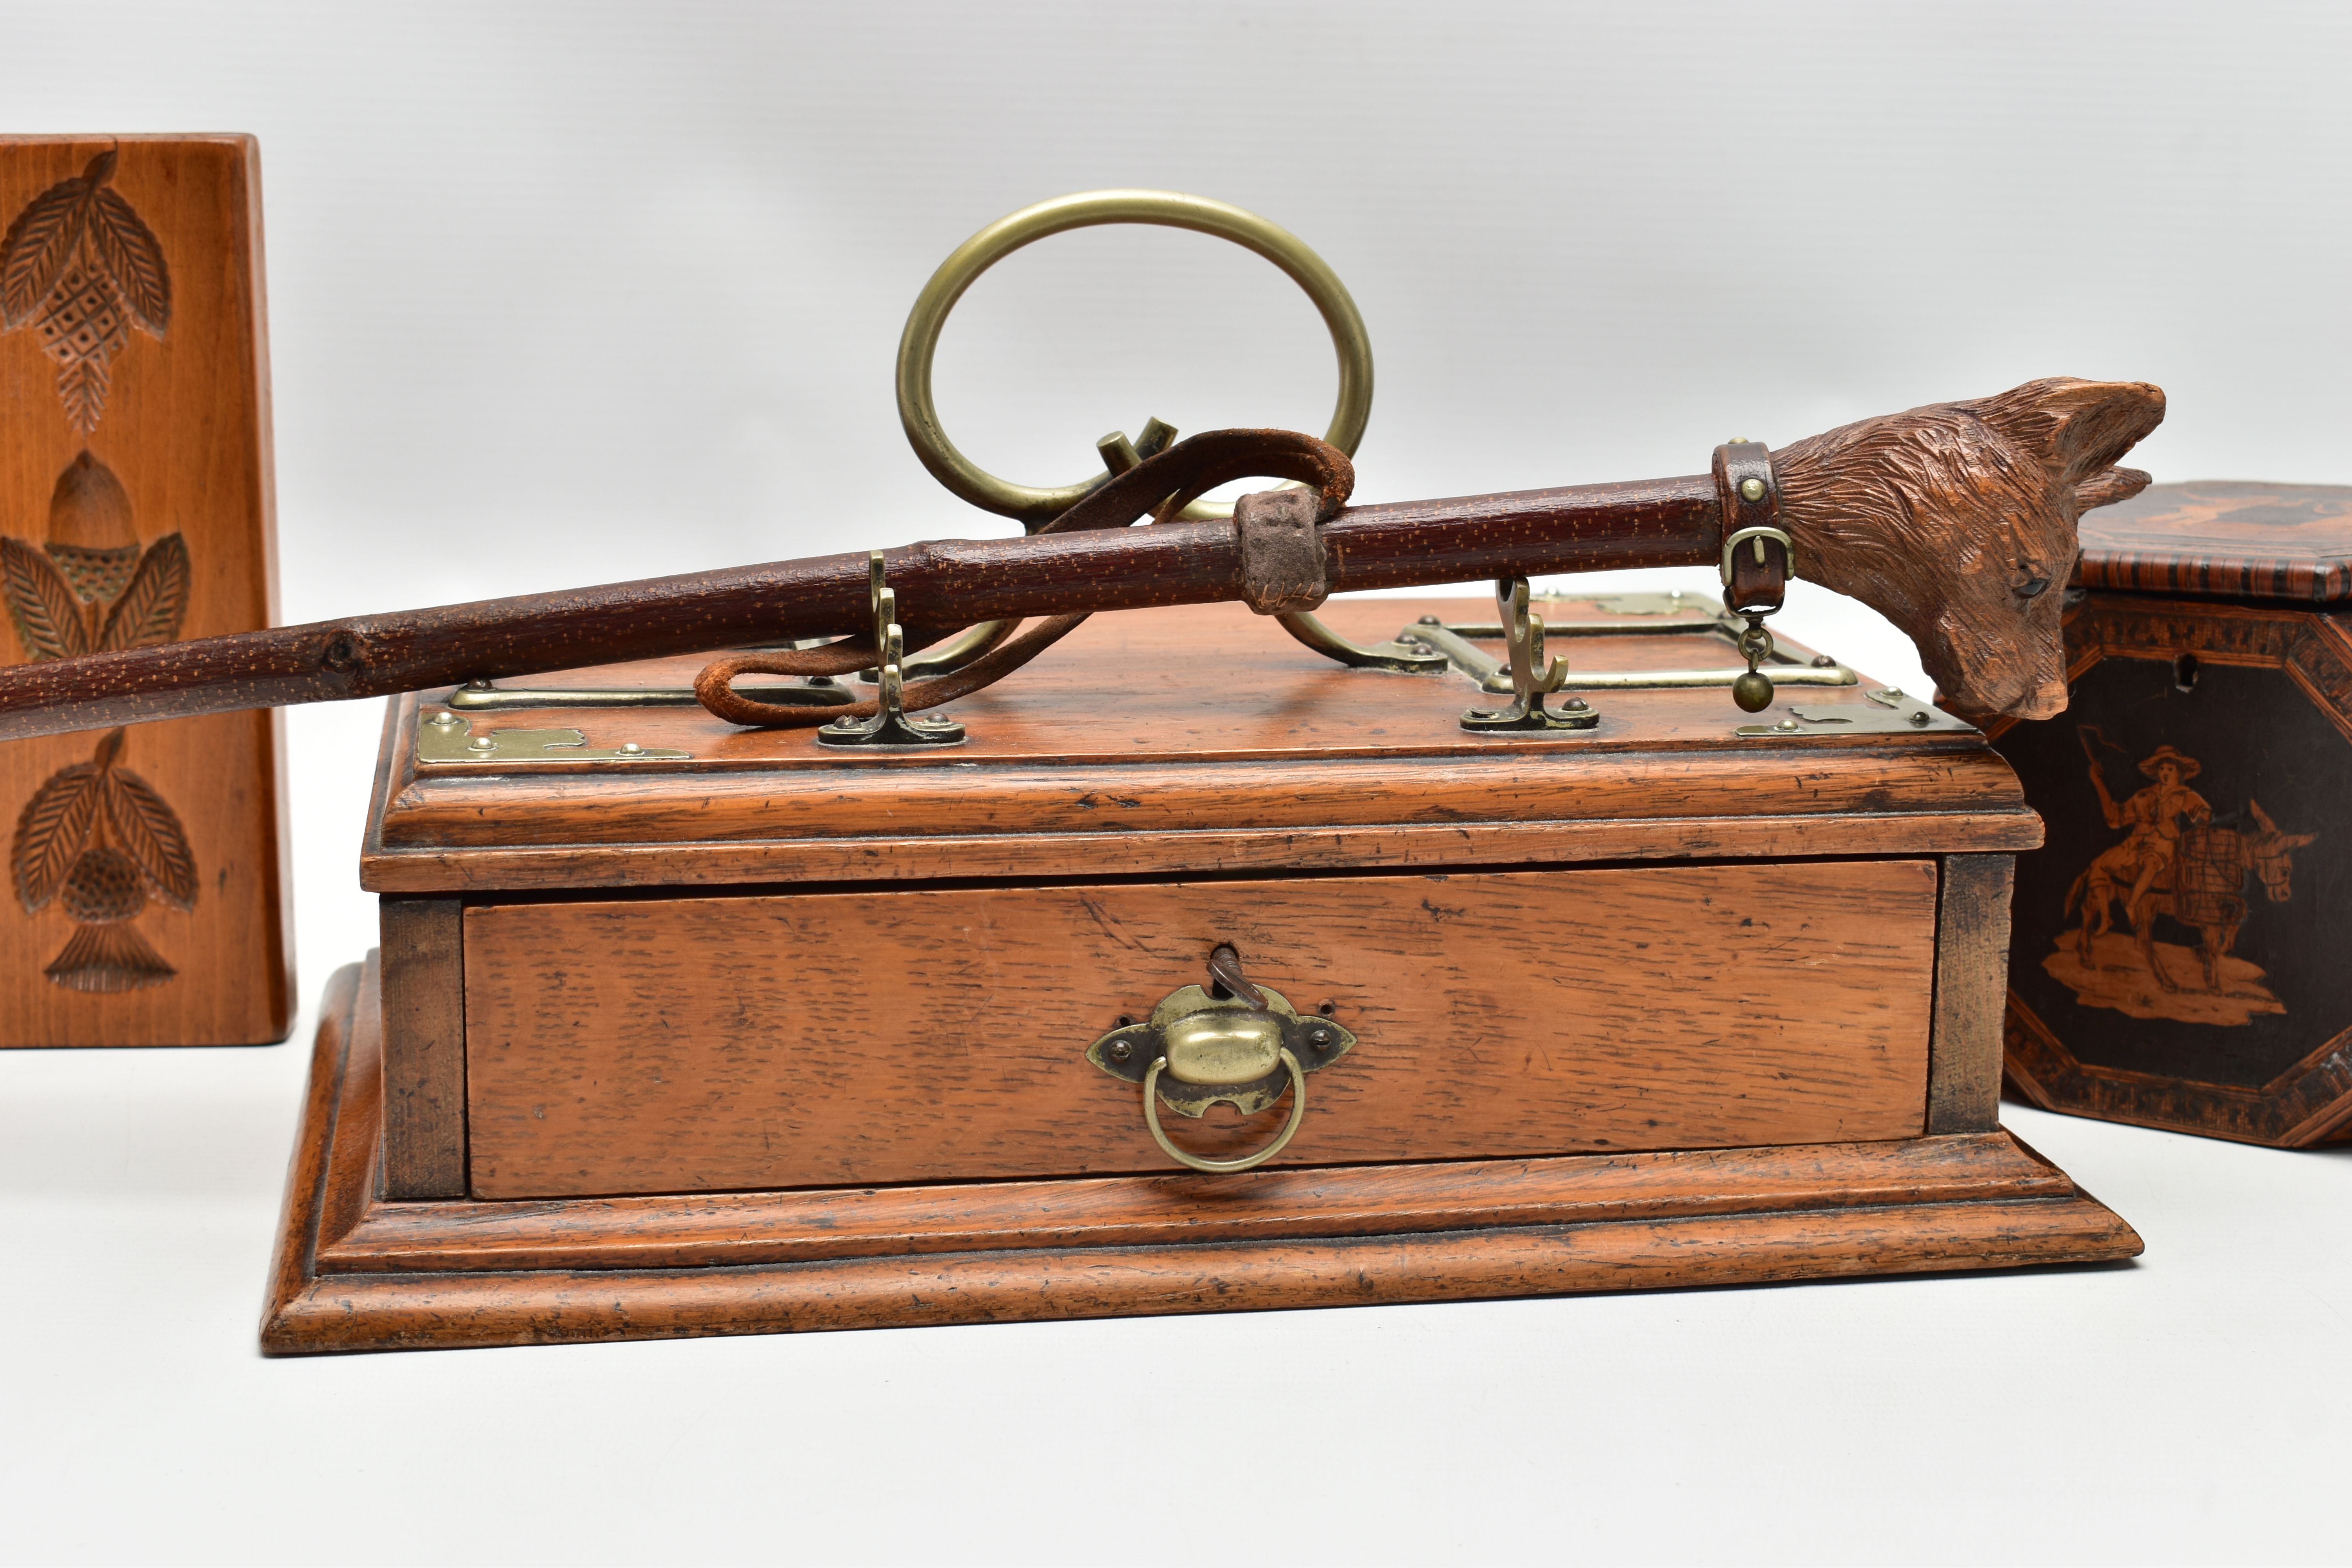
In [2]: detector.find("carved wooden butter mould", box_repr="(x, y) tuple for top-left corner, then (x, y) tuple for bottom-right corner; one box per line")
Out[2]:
(263, 595), (2141, 1353)
(0, 136), (289, 1044)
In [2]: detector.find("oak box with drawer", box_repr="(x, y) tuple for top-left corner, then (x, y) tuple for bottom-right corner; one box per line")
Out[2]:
(263, 593), (2138, 1352)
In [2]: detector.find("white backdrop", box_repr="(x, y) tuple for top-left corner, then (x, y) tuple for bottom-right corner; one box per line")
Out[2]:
(3, 4), (2350, 1563)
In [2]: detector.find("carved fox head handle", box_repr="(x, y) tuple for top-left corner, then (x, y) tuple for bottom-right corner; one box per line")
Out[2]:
(1775, 377), (2165, 721)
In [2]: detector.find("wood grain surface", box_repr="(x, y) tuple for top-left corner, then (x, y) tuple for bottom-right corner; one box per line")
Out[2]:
(324, 1130), (2083, 1274)
(462, 860), (1940, 1197)
(1928, 853), (2012, 1133)
(363, 596), (2041, 893)
(0, 136), (289, 1045)
(378, 900), (464, 1198)
(261, 967), (2144, 1354)
(259, 961), (359, 1330)
(2077, 480), (2352, 603)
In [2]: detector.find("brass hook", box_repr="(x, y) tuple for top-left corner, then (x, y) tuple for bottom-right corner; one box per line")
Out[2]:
(1502, 577), (1568, 695)
(816, 553), (967, 749)
(1459, 577), (1599, 733)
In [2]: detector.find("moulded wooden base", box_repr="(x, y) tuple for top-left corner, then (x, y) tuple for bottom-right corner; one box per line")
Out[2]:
(264, 960), (2145, 1355)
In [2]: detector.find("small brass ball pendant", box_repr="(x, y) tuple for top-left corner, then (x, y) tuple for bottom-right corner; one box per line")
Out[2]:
(1732, 670), (1775, 712)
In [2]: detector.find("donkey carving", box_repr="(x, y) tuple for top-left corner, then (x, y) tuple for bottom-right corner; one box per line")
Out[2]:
(2110, 800), (2319, 992)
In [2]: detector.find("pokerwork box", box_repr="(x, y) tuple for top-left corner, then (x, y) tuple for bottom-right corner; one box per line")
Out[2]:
(1996, 482), (2352, 1145)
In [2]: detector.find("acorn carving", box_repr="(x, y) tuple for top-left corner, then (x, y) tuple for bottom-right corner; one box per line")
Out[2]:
(44, 450), (140, 601)
(0, 451), (189, 663)
(12, 727), (195, 992)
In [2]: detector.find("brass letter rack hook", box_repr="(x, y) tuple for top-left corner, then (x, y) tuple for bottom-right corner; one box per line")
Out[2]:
(1459, 577), (1600, 733)
(817, 553), (967, 748)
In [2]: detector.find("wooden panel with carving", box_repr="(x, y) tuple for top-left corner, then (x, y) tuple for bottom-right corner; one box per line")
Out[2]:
(0, 137), (287, 1044)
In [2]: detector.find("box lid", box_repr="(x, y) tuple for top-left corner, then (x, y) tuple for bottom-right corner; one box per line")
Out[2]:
(2078, 481), (2352, 603)
(360, 594), (2038, 895)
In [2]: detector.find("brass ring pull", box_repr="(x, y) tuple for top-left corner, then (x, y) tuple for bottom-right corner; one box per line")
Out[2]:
(1087, 949), (1356, 1177)
(895, 188), (1374, 530)
(1142, 1047), (1308, 1174)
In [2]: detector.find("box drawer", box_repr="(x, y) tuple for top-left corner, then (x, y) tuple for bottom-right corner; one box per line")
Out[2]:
(461, 860), (1938, 1198)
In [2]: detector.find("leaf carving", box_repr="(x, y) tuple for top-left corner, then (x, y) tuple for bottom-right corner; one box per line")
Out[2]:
(0, 173), (89, 328)
(0, 536), (90, 661)
(100, 534), (191, 650)
(104, 768), (197, 911)
(54, 353), (112, 438)
(87, 186), (169, 336)
(12, 761), (102, 912)
(3, 151), (168, 432)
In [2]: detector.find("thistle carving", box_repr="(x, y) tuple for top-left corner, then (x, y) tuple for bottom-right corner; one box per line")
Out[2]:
(0, 149), (170, 435)
(13, 727), (195, 991)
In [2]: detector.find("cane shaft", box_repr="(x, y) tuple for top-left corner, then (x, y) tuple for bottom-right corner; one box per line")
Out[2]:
(0, 477), (1718, 742)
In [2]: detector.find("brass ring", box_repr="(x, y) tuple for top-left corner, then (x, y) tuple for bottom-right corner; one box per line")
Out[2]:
(1141, 1048), (1307, 1175)
(896, 189), (1373, 529)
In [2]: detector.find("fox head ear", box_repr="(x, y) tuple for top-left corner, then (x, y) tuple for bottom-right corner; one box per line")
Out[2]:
(2076, 466), (2152, 511)
(1970, 378), (2167, 510)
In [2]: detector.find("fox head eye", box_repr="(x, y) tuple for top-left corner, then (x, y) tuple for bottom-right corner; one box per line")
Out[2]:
(2012, 561), (2051, 601)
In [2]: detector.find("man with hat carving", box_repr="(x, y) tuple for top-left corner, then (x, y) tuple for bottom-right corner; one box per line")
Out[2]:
(2093, 744), (2213, 918)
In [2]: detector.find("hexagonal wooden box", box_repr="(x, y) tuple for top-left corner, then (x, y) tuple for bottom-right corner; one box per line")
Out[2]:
(1991, 483), (2352, 1145)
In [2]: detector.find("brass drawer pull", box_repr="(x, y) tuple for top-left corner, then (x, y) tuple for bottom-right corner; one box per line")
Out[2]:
(1143, 1048), (1306, 1174)
(1087, 946), (1356, 1174)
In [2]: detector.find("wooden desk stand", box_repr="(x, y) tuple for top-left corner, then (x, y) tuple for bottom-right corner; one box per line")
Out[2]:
(264, 597), (2138, 1352)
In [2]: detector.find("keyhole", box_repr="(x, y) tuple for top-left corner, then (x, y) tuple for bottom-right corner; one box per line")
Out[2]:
(2172, 653), (2200, 693)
